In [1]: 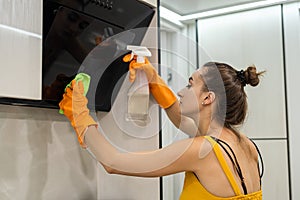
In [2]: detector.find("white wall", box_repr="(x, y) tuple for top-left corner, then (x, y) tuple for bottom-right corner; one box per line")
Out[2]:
(0, 105), (98, 200)
(283, 2), (300, 200)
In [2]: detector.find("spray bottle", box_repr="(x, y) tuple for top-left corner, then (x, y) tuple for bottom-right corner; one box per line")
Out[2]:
(126, 45), (151, 123)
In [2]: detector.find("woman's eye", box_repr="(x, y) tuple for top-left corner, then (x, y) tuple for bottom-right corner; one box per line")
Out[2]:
(79, 21), (89, 30)
(186, 84), (192, 89)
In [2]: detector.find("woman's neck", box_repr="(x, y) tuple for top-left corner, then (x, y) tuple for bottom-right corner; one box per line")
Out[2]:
(197, 118), (224, 138)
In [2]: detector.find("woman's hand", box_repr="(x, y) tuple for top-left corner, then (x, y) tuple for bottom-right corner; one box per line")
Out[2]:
(59, 80), (97, 148)
(123, 54), (158, 83)
(123, 54), (177, 109)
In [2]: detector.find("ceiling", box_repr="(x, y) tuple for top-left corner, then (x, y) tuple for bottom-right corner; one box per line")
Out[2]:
(160, 0), (265, 15)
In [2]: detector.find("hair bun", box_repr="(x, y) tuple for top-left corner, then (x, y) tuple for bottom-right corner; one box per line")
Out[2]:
(244, 65), (263, 87)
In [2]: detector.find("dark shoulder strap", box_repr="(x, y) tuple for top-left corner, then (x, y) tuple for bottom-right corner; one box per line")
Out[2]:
(204, 136), (243, 196)
(211, 136), (248, 195)
(248, 138), (264, 186)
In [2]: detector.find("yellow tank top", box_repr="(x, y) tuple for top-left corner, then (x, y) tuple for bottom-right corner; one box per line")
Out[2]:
(179, 136), (262, 200)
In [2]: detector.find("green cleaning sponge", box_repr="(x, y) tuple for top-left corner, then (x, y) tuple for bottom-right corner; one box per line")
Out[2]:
(59, 73), (91, 114)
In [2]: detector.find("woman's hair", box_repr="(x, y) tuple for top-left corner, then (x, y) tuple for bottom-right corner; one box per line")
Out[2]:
(201, 62), (265, 138)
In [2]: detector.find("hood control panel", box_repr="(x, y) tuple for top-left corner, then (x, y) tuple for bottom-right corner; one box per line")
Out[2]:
(90, 0), (113, 10)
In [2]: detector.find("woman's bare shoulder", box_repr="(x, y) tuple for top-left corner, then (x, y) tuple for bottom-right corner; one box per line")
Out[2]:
(240, 134), (259, 160)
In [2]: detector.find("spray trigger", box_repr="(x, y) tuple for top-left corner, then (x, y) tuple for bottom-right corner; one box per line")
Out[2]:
(127, 45), (152, 63)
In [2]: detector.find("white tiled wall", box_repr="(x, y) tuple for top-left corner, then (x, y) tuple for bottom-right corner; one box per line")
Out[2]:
(198, 5), (286, 139)
(283, 2), (300, 200)
(254, 140), (289, 200)
(0, 105), (98, 200)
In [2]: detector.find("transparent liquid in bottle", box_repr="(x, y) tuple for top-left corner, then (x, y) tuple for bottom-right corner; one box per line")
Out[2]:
(127, 70), (149, 123)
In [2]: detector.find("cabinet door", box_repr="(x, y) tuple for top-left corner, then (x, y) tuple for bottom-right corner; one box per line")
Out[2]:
(198, 6), (286, 139)
(255, 140), (289, 200)
(0, 0), (42, 99)
(283, 2), (300, 200)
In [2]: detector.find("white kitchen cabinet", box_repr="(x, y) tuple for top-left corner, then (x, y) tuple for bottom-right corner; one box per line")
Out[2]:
(0, 0), (42, 99)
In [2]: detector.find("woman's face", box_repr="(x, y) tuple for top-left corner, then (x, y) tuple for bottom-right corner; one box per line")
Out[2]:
(177, 69), (208, 118)
(53, 7), (92, 39)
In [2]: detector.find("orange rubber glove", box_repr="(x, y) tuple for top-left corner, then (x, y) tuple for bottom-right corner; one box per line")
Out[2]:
(123, 54), (177, 109)
(59, 80), (98, 148)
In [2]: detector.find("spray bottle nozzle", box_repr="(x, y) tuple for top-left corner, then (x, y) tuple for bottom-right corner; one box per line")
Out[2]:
(127, 45), (152, 63)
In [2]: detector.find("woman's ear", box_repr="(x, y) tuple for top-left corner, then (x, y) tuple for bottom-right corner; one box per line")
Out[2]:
(202, 92), (215, 105)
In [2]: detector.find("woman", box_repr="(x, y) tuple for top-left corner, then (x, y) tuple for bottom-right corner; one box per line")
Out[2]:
(59, 55), (264, 199)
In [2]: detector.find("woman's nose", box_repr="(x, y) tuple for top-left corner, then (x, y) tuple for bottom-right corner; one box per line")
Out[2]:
(177, 89), (184, 98)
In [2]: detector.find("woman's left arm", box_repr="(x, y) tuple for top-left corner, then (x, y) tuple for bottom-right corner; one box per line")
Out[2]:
(85, 125), (203, 177)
